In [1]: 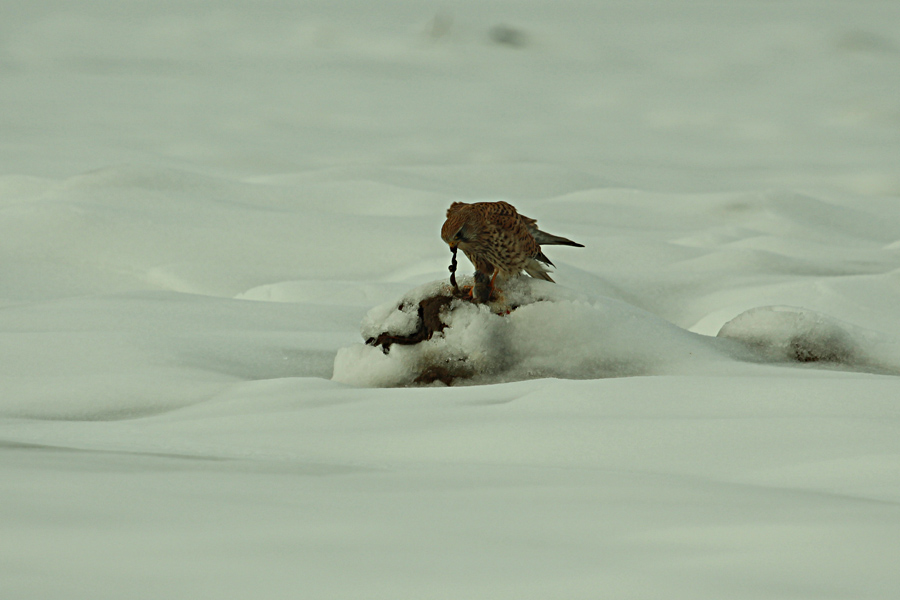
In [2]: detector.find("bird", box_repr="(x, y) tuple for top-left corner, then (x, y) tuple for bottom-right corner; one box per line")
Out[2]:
(440, 201), (583, 301)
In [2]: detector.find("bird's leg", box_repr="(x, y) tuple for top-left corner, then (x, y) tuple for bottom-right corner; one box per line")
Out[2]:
(474, 270), (500, 302)
(473, 270), (492, 303)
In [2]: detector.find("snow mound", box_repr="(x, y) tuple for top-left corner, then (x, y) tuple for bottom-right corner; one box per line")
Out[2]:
(334, 283), (900, 387)
(718, 306), (900, 375)
(333, 277), (730, 387)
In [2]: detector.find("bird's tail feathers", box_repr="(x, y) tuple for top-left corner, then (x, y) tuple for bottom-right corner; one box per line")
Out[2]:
(532, 230), (584, 248)
(524, 259), (555, 282)
(535, 251), (555, 267)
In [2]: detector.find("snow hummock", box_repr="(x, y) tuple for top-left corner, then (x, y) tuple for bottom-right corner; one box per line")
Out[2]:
(335, 277), (716, 386)
(718, 305), (900, 374)
(335, 278), (900, 387)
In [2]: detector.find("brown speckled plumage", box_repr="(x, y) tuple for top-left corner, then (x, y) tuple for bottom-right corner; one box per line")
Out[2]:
(440, 201), (583, 291)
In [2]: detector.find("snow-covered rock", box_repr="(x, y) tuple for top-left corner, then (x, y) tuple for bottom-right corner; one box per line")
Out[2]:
(335, 278), (900, 387)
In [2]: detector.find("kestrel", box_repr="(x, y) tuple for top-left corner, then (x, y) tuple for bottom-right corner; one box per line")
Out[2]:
(441, 201), (583, 301)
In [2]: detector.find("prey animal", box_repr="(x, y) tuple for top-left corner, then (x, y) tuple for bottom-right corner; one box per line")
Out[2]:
(441, 201), (583, 302)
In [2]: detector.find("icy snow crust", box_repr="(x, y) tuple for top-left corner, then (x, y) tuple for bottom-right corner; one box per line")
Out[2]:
(3, 1), (900, 599)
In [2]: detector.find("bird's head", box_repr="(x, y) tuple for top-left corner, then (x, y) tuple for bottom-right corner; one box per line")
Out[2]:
(441, 203), (477, 249)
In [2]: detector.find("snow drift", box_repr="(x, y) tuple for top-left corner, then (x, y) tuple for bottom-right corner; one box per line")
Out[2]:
(334, 277), (900, 387)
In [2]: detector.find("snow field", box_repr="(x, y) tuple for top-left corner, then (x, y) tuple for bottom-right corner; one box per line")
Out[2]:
(3, 1), (900, 598)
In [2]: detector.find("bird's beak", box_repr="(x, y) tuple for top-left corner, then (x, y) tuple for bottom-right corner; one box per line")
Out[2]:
(448, 241), (458, 250)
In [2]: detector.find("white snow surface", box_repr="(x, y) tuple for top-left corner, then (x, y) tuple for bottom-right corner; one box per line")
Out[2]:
(3, 1), (900, 598)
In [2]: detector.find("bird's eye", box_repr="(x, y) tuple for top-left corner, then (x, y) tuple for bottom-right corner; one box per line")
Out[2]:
(453, 231), (463, 241)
